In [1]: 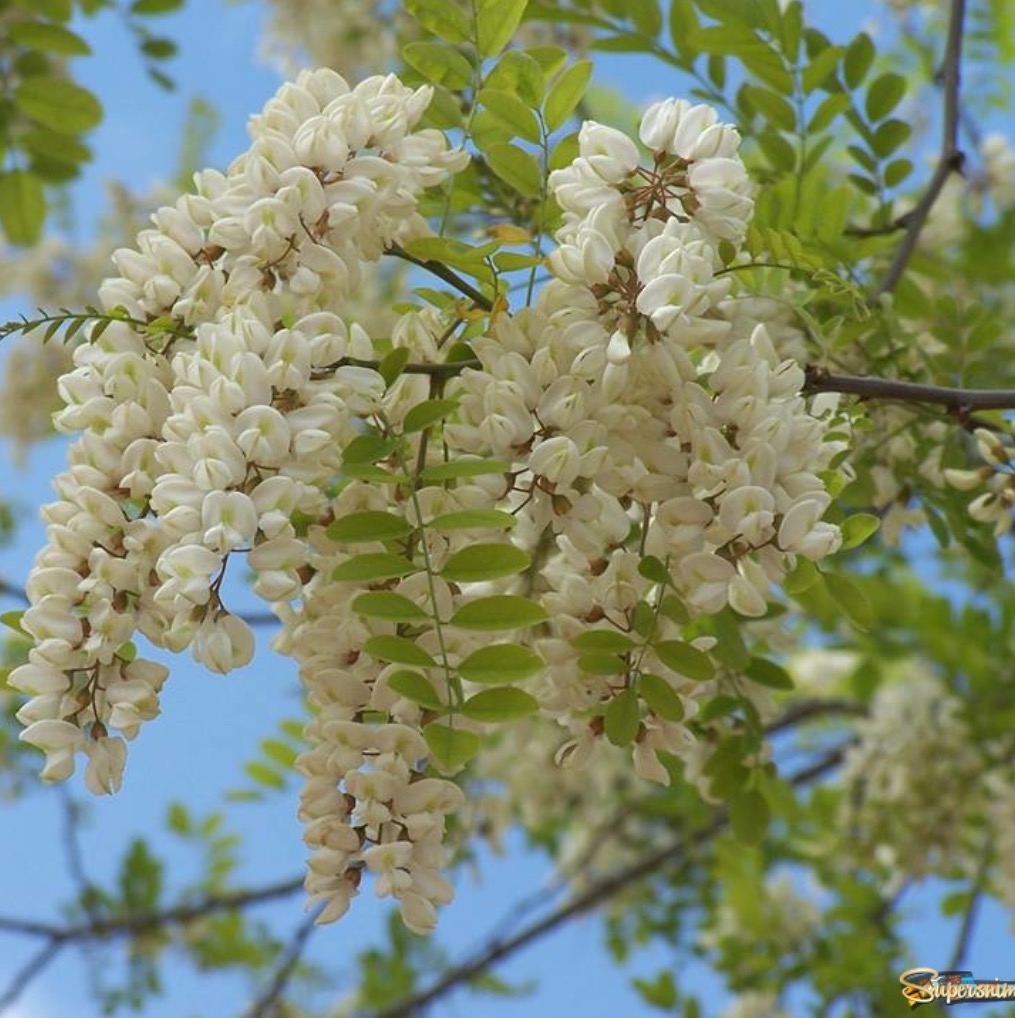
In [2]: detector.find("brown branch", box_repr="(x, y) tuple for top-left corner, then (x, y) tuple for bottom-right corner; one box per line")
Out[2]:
(386, 245), (494, 312)
(243, 905), (323, 1018)
(873, 0), (967, 296)
(312, 354), (482, 381)
(368, 747), (846, 1018)
(804, 366), (1015, 412)
(0, 940), (66, 1014)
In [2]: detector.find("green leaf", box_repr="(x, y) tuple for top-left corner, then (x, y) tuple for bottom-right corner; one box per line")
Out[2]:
(840, 512), (880, 550)
(669, 0), (700, 56)
(571, 630), (636, 653)
(245, 761), (285, 790)
(637, 555), (671, 586)
(450, 595), (548, 630)
(578, 652), (628, 675)
(485, 50), (544, 106)
(730, 789), (771, 845)
(742, 84), (796, 131)
(423, 722), (480, 768)
(327, 511), (413, 543)
(12, 0), (72, 18)
(140, 36), (177, 59)
(462, 686), (539, 721)
(884, 158), (913, 187)
(823, 572), (873, 631)
(379, 346), (410, 386)
(745, 657), (794, 690)
(363, 635), (438, 668)
(442, 542), (530, 582)
(871, 117), (911, 158)
(0, 610), (26, 635)
(0, 171), (46, 246)
(388, 670), (444, 710)
(15, 78), (102, 133)
(478, 87), (541, 143)
(332, 553), (419, 582)
(638, 673), (685, 721)
(843, 31), (875, 89)
(477, 0), (528, 57)
(808, 92), (851, 133)
(865, 72), (906, 121)
(459, 643), (544, 683)
(428, 509), (517, 532)
(9, 21), (91, 54)
(351, 591), (430, 622)
(485, 142), (543, 198)
(783, 557), (820, 595)
(130, 0), (184, 13)
(654, 640), (714, 682)
(403, 398), (459, 433)
(543, 60), (592, 131)
(801, 45), (842, 93)
(604, 688), (640, 747)
(403, 40), (474, 89)
(420, 457), (510, 482)
(404, 0), (471, 42)
(260, 738), (298, 769)
(342, 434), (399, 464)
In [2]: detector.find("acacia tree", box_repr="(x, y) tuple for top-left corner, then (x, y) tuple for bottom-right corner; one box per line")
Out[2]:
(2, 0), (1015, 1015)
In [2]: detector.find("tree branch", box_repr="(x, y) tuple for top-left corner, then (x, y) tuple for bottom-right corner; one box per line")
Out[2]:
(0, 940), (66, 1014)
(804, 365), (1015, 412)
(367, 747), (846, 1018)
(386, 245), (494, 311)
(873, 0), (967, 296)
(243, 904), (323, 1018)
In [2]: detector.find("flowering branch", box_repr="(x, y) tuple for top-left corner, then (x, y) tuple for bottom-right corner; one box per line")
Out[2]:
(803, 366), (1015, 412)
(873, 0), (967, 296)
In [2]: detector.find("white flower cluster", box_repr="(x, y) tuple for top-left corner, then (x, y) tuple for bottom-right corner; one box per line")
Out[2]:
(838, 673), (985, 879)
(9, 69), (465, 807)
(945, 426), (1015, 536)
(447, 100), (843, 780)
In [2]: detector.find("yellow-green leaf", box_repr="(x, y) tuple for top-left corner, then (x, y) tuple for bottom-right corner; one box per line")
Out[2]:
(403, 40), (474, 89)
(15, 78), (102, 134)
(476, 0), (529, 58)
(459, 643), (544, 683)
(543, 60), (592, 131)
(450, 595), (548, 630)
(327, 511), (413, 543)
(0, 171), (46, 246)
(485, 142), (543, 198)
(363, 635), (438, 668)
(424, 722), (480, 768)
(352, 591), (429, 622)
(462, 686), (539, 721)
(441, 542), (530, 582)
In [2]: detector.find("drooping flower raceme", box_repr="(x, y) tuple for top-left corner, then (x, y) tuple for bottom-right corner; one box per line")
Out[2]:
(11, 79), (846, 933)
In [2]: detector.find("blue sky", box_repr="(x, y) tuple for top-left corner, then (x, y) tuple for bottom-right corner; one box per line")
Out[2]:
(3, 2), (1015, 1017)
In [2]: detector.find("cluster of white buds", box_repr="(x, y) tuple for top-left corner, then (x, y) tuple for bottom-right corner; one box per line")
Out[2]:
(945, 426), (1015, 536)
(447, 99), (843, 782)
(9, 70), (465, 813)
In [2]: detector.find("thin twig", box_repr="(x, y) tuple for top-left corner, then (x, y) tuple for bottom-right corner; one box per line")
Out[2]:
(873, 0), (967, 296)
(804, 366), (1015, 412)
(243, 904), (324, 1018)
(386, 245), (494, 311)
(0, 940), (66, 1014)
(368, 748), (845, 1018)
(947, 846), (990, 971)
